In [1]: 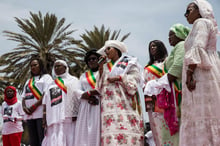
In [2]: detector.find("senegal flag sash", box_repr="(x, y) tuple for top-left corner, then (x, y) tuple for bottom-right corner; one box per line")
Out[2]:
(163, 65), (182, 106)
(144, 64), (163, 78)
(28, 77), (43, 100)
(107, 61), (114, 72)
(85, 70), (96, 89)
(55, 77), (67, 94)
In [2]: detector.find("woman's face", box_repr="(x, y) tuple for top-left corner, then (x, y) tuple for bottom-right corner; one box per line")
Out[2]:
(87, 54), (99, 70)
(6, 88), (15, 99)
(105, 47), (118, 60)
(149, 42), (158, 57)
(54, 62), (66, 76)
(185, 3), (201, 24)
(168, 31), (179, 47)
(30, 60), (41, 76)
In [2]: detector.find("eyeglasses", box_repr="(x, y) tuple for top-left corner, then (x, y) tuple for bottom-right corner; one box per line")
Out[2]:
(104, 47), (112, 53)
(87, 57), (98, 62)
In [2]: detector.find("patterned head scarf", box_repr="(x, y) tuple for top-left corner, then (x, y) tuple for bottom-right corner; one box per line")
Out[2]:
(193, 0), (219, 34)
(170, 23), (190, 40)
(4, 86), (18, 105)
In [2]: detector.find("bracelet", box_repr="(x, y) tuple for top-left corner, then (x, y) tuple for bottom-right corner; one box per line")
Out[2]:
(118, 76), (122, 81)
(87, 91), (91, 96)
(32, 104), (37, 110)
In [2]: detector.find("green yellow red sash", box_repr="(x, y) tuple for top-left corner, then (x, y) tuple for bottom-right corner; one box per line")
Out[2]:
(28, 77), (43, 100)
(145, 64), (163, 78)
(131, 92), (142, 115)
(163, 65), (181, 106)
(55, 77), (67, 94)
(107, 61), (114, 72)
(85, 70), (96, 89)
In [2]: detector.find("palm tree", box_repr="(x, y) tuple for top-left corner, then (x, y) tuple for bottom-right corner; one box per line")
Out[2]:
(78, 24), (130, 72)
(0, 11), (83, 92)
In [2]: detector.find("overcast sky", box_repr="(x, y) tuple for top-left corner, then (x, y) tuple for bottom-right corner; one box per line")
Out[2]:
(0, 0), (220, 67)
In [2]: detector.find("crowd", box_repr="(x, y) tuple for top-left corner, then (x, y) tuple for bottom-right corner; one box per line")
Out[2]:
(1, 0), (220, 146)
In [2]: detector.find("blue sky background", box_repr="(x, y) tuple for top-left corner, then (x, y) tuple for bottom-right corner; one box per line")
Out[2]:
(0, 0), (219, 122)
(0, 0), (219, 67)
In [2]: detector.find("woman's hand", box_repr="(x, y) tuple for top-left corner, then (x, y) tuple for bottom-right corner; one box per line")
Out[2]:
(186, 73), (196, 91)
(145, 95), (155, 111)
(107, 76), (121, 83)
(81, 92), (90, 100)
(167, 73), (177, 84)
(186, 64), (197, 92)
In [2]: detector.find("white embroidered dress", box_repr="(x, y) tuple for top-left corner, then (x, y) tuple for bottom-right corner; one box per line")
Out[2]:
(74, 71), (101, 146)
(96, 55), (144, 146)
(180, 18), (220, 145)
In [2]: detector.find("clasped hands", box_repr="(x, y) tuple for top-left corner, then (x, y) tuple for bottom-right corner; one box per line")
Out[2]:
(81, 90), (100, 105)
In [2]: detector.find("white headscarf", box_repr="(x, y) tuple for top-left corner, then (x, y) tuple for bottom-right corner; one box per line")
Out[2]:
(193, 0), (219, 35)
(97, 40), (128, 55)
(53, 59), (81, 117)
(53, 59), (70, 78)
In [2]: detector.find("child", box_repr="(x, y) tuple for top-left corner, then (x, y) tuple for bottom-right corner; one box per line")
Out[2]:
(1, 86), (24, 146)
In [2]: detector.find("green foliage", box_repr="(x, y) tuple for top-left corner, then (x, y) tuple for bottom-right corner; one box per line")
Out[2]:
(0, 11), (83, 92)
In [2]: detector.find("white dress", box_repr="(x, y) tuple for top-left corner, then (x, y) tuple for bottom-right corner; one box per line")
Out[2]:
(74, 70), (101, 146)
(42, 75), (82, 146)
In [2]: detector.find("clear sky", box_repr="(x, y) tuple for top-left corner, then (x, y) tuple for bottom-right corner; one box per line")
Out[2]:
(0, 0), (220, 67)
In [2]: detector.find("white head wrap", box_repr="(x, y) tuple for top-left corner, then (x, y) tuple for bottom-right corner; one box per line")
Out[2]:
(53, 59), (69, 78)
(193, 0), (219, 34)
(97, 40), (128, 55)
(53, 59), (81, 118)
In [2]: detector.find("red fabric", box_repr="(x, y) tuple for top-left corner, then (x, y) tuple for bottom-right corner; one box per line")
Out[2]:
(4, 86), (17, 105)
(2, 132), (22, 146)
(157, 87), (179, 136)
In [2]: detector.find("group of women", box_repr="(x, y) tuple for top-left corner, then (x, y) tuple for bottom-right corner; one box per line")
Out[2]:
(1, 0), (220, 146)
(144, 0), (220, 146)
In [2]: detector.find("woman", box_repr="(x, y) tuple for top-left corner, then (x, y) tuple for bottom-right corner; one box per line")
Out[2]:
(21, 56), (53, 146)
(143, 40), (168, 146)
(74, 49), (101, 146)
(144, 23), (190, 146)
(180, 0), (220, 145)
(42, 60), (82, 146)
(163, 23), (190, 145)
(1, 86), (24, 146)
(97, 40), (144, 146)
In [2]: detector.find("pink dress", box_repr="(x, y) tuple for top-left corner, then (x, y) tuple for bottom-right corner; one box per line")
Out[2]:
(180, 18), (220, 145)
(144, 62), (179, 146)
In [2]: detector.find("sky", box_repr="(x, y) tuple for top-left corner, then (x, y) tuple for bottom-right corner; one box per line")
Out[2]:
(0, 0), (220, 67)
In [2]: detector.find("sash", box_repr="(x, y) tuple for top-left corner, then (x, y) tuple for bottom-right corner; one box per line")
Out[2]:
(145, 64), (163, 78)
(131, 92), (142, 115)
(85, 70), (96, 89)
(163, 65), (181, 106)
(28, 77), (43, 100)
(55, 77), (67, 94)
(107, 61), (114, 72)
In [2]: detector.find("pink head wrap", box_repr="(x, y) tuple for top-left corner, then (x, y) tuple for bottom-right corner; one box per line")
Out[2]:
(193, 0), (219, 34)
